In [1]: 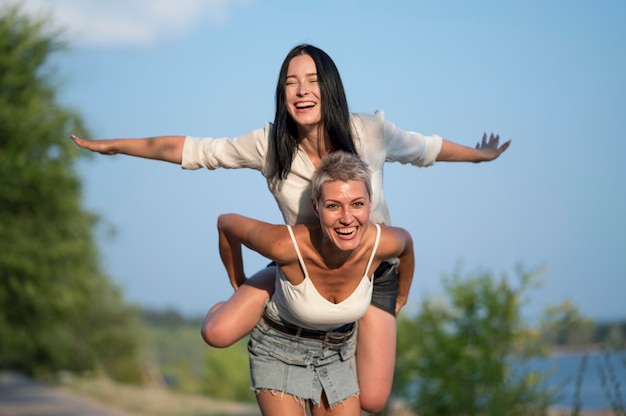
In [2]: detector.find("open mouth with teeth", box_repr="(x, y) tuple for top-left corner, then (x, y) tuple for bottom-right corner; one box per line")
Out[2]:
(295, 101), (316, 109)
(335, 227), (357, 238)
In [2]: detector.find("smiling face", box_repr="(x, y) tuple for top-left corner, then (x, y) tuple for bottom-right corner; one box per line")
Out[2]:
(285, 54), (322, 129)
(315, 179), (372, 252)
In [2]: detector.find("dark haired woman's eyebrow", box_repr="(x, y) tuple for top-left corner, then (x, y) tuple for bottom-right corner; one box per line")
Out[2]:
(286, 72), (318, 79)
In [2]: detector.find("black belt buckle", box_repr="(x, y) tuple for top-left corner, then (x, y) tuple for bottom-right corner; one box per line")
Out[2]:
(322, 323), (355, 348)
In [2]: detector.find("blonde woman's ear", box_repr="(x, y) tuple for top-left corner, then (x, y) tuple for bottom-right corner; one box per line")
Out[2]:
(311, 199), (320, 218)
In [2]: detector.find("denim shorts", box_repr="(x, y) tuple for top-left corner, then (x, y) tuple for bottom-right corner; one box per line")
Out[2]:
(371, 261), (399, 316)
(247, 308), (359, 407)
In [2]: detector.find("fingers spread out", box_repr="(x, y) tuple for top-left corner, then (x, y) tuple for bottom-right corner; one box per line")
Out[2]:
(477, 132), (511, 153)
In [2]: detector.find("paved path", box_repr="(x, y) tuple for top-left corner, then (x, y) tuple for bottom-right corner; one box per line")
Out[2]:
(0, 372), (133, 416)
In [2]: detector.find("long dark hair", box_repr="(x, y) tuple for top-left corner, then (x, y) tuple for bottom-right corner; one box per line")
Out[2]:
(269, 44), (357, 181)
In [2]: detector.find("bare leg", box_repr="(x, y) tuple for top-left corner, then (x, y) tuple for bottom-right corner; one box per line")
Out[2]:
(356, 305), (397, 413)
(201, 266), (275, 348)
(310, 392), (361, 416)
(256, 390), (307, 416)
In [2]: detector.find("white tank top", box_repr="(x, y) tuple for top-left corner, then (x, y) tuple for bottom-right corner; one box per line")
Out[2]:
(266, 224), (380, 331)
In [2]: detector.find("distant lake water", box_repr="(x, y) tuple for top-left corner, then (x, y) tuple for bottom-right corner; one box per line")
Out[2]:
(526, 350), (626, 410)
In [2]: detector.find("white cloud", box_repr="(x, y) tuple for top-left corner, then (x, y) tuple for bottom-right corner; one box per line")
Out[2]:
(14, 0), (253, 47)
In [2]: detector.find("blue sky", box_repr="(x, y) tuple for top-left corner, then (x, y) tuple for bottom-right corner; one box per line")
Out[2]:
(18, 0), (626, 321)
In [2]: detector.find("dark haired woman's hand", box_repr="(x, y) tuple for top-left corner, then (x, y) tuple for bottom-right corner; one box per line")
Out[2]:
(71, 134), (119, 155)
(475, 132), (511, 162)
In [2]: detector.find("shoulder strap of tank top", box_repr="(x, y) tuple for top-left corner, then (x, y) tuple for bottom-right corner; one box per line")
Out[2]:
(364, 224), (382, 279)
(286, 225), (310, 279)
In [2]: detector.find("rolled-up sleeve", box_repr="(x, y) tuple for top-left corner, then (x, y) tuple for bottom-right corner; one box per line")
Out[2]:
(181, 124), (270, 172)
(379, 110), (443, 167)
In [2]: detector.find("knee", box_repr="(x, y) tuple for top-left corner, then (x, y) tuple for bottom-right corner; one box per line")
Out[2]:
(360, 393), (388, 414)
(359, 380), (391, 413)
(200, 320), (234, 348)
(200, 302), (234, 348)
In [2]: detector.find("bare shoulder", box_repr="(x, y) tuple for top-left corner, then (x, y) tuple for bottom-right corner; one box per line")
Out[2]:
(266, 224), (302, 265)
(378, 224), (412, 256)
(378, 224), (410, 239)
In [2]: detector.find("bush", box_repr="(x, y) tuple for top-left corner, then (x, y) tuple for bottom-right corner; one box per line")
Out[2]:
(393, 266), (553, 416)
(202, 338), (256, 403)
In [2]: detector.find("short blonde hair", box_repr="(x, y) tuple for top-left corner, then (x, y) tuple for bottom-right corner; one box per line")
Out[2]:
(311, 151), (372, 202)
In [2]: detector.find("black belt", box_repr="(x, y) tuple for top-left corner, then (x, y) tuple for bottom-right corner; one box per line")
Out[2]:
(262, 313), (355, 348)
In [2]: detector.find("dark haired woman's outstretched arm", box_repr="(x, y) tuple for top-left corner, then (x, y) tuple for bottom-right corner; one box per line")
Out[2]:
(71, 134), (185, 164)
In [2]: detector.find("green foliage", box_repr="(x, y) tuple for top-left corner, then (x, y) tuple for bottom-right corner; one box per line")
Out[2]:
(539, 301), (597, 347)
(0, 3), (140, 381)
(602, 324), (626, 348)
(393, 265), (553, 416)
(138, 309), (255, 403)
(202, 339), (256, 403)
(140, 309), (207, 392)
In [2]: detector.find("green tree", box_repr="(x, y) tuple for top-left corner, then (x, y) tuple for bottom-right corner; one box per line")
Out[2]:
(539, 300), (595, 347)
(0, 3), (140, 381)
(393, 266), (553, 416)
(202, 339), (256, 403)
